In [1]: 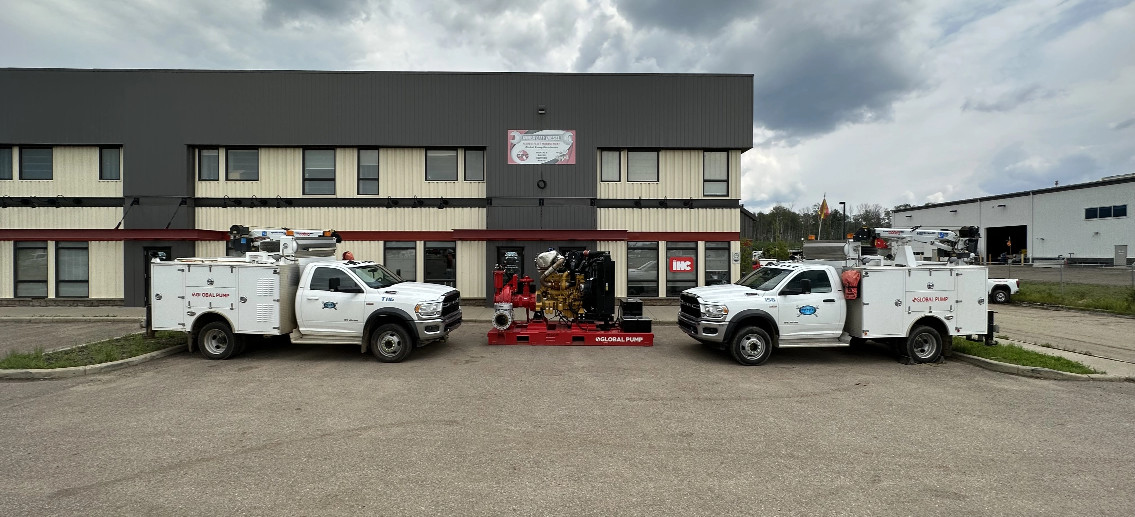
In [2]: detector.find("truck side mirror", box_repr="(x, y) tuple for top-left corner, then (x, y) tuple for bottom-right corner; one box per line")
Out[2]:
(799, 278), (812, 294)
(329, 276), (341, 292)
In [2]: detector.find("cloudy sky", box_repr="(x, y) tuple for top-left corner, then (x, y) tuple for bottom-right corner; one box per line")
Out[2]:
(3, 0), (1133, 213)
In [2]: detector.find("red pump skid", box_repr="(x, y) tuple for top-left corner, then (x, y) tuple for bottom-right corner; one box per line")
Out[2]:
(487, 320), (654, 346)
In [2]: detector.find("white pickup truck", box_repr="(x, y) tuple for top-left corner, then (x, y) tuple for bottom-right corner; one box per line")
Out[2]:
(679, 261), (996, 365)
(988, 278), (1019, 303)
(150, 257), (462, 362)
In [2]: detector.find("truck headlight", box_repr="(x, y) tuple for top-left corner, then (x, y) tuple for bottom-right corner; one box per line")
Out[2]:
(415, 300), (442, 318)
(700, 303), (729, 320)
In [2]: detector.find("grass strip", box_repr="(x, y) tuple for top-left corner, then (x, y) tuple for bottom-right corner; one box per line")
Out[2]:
(952, 338), (1100, 375)
(0, 331), (185, 370)
(1014, 281), (1135, 316)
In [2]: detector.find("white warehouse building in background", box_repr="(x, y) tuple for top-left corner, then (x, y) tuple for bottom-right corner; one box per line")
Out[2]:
(893, 174), (1135, 266)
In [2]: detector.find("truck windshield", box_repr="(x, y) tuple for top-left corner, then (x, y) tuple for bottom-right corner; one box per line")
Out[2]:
(350, 264), (404, 289)
(736, 267), (792, 291)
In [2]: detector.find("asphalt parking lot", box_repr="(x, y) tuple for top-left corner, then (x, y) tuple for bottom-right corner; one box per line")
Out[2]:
(2, 322), (1134, 516)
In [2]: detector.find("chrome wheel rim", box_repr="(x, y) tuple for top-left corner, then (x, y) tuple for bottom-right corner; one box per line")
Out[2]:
(377, 331), (403, 357)
(738, 333), (765, 361)
(202, 329), (229, 355)
(912, 332), (939, 360)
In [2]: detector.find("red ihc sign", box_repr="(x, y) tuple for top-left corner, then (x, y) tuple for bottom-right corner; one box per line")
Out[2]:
(669, 256), (695, 273)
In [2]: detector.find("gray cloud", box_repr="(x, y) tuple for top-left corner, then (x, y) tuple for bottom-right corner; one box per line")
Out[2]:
(262, 0), (374, 27)
(615, 0), (765, 35)
(962, 84), (1062, 112)
(979, 143), (1099, 193)
(1112, 118), (1135, 131)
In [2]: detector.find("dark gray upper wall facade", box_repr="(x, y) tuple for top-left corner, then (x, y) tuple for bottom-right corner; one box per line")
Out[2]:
(0, 69), (754, 204)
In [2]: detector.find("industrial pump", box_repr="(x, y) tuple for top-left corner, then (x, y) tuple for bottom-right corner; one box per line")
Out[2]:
(488, 249), (653, 346)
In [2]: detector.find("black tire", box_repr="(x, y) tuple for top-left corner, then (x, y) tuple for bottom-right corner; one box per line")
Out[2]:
(729, 326), (773, 366)
(991, 288), (1010, 304)
(849, 337), (867, 349)
(905, 325), (943, 363)
(370, 323), (414, 363)
(198, 321), (236, 360)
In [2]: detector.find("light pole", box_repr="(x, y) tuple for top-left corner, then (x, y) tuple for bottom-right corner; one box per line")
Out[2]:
(839, 201), (847, 240)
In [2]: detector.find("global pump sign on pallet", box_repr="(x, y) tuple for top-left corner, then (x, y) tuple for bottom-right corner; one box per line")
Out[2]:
(507, 130), (576, 165)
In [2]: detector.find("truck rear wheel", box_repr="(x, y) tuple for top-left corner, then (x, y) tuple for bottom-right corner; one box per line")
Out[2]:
(730, 326), (773, 366)
(371, 323), (413, 363)
(198, 321), (236, 360)
(905, 325), (943, 363)
(991, 288), (1010, 304)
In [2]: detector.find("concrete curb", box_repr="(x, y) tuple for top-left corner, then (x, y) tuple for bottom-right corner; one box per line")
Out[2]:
(0, 345), (183, 380)
(951, 353), (1135, 382)
(0, 317), (144, 323)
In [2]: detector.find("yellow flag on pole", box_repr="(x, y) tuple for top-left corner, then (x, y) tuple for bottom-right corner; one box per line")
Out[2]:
(819, 198), (830, 220)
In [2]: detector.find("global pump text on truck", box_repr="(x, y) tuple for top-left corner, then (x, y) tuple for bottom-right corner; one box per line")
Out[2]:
(679, 227), (997, 365)
(149, 226), (461, 362)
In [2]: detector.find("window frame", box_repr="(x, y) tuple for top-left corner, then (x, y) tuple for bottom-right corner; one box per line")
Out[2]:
(424, 241), (457, 287)
(0, 146), (12, 180)
(225, 148), (259, 181)
(702, 150), (728, 197)
(99, 146), (121, 181)
(357, 148), (379, 195)
(665, 241), (698, 297)
(704, 241), (731, 285)
(600, 149), (621, 182)
(302, 148), (336, 195)
(627, 150), (659, 182)
(1085, 207), (1098, 220)
(14, 241), (49, 298)
(198, 148), (219, 181)
(19, 146), (53, 180)
(55, 241), (89, 298)
(627, 241), (660, 298)
(384, 241), (417, 281)
(1113, 204), (1127, 218)
(425, 148), (459, 182)
(464, 148), (485, 181)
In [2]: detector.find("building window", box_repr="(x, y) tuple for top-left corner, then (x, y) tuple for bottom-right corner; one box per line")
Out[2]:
(384, 241), (416, 281)
(20, 147), (52, 180)
(705, 242), (731, 285)
(100, 147), (121, 180)
(1085, 207), (1098, 219)
(198, 148), (219, 181)
(1098, 205), (1113, 218)
(15, 241), (48, 298)
(303, 149), (336, 195)
(703, 151), (728, 196)
(627, 241), (659, 297)
(0, 147), (12, 180)
(226, 149), (259, 181)
(56, 242), (89, 297)
(424, 241), (456, 287)
(1086, 205), (1127, 219)
(1114, 205), (1128, 218)
(465, 149), (484, 181)
(426, 149), (458, 181)
(665, 241), (697, 297)
(358, 149), (379, 195)
(601, 150), (620, 182)
(627, 151), (658, 182)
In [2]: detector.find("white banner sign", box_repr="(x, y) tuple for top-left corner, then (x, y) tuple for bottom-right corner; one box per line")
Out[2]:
(507, 130), (576, 165)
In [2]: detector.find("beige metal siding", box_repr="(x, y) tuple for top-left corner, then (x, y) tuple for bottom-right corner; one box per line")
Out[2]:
(456, 240), (485, 298)
(2, 147), (122, 197)
(195, 207), (485, 231)
(380, 148), (486, 198)
(597, 150), (742, 200)
(336, 148), (358, 197)
(595, 241), (628, 298)
(89, 241), (124, 298)
(2, 207), (121, 228)
(195, 148), (304, 198)
(0, 241), (11, 297)
(195, 241), (226, 258)
(597, 208), (739, 232)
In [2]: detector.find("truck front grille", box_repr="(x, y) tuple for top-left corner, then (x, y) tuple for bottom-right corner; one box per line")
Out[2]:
(680, 293), (701, 319)
(442, 290), (461, 317)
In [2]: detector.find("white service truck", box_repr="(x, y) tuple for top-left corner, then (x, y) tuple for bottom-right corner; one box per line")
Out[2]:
(680, 228), (997, 365)
(149, 227), (462, 362)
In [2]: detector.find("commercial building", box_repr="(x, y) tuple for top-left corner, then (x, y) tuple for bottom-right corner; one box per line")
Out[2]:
(893, 174), (1135, 265)
(1, 69), (753, 305)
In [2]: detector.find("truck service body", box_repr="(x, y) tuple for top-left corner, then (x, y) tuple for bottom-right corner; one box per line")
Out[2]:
(149, 227), (461, 362)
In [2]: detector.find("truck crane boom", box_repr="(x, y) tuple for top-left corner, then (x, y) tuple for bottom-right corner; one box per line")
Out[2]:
(852, 226), (981, 266)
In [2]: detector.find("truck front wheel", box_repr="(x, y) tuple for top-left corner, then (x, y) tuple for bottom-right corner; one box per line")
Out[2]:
(730, 326), (773, 366)
(198, 321), (236, 360)
(905, 326), (943, 363)
(371, 323), (414, 363)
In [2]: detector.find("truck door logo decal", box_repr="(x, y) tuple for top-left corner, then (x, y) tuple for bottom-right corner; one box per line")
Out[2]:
(322, 301), (338, 310)
(797, 305), (818, 316)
